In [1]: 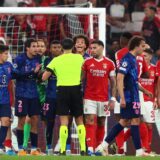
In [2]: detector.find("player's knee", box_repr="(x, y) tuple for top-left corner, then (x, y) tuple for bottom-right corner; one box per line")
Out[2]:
(85, 115), (95, 124)
(119, 119), (128, 127)
(97, 117), (105, 126)
(131, 118), (140, 125)
(17, 117), (25, 129)
(1, 118), (10, 126)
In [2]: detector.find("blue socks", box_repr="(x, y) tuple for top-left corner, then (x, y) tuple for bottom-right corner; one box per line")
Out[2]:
(17, 129), (24, 149)
(131, 125), (141, 149)
(0, 126), (8, 148)
(30, 132), (38, 148)
(105, 123), (124, 143)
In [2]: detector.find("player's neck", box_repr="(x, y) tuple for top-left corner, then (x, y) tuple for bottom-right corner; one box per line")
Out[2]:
(64, 49), (72, 54)
(130, 51), (136, 57)
(26, 52), (34, 59)
(0, 59), (4, 64)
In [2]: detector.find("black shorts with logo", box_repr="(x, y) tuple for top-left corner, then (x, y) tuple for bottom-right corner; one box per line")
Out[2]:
(56, 85), (83, 117)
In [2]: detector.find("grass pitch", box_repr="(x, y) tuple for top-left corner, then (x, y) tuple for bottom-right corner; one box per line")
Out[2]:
(0, 155), (160, 160)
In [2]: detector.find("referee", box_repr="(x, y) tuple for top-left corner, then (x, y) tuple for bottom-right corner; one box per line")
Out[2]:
(42, 38), (86, 155)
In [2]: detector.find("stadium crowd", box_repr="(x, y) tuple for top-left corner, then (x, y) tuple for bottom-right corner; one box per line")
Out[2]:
(0, 0), (160, 157)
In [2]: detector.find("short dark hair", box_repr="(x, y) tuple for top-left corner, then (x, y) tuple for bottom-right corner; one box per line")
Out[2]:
(128, 36), (145, 51)
(149, 6), (157, 12)
(0, 44), (9, 54)
(25, 38), (37, 50)
(61, 38), (73, 50)
(50, 40), (61, 45)
(91, 40), (104, 47)
(121, 32), (133, 40)
(73, 34), (89, 50)
(143, 48), (154, 55)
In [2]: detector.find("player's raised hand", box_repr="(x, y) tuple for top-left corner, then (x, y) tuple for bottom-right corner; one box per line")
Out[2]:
(120, 98), (126, 108)
(34, 64), (42, 73)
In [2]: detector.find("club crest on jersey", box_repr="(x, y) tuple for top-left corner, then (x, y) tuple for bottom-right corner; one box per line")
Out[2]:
(122, 61), (128, 67)
(103, 63), (107, 69)
(13, 63), (18, 69)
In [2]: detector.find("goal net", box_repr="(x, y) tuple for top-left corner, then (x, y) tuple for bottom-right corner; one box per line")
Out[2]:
(0, 5), (106, 154)
(0, 5), (105, 58)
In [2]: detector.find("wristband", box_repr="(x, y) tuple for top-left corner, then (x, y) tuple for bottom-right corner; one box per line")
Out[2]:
(110, 97), (116, 102)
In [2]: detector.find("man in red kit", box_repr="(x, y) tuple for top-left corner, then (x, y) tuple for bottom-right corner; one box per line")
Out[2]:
(82, 40), (116, 156)
(139, 48), (157, 154)
(114, 32), (152, 155)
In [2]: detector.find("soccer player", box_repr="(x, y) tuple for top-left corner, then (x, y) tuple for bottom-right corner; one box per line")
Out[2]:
(41, 40), (63, 155)
(139, 48), (157, 153)
(73, 34), (90, 59)
(42, 38), (86, 155)
(95, 36), (148, 156)
(82, 40), (116, 155)
(0, 44), (13, 154)
(22, 38), (47, 150)
(114, 33), (151, 155)
(13, 39), (42, 155)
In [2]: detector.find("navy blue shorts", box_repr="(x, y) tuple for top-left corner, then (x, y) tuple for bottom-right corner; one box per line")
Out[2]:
(0, 104), (11, 118)
(41, 98), (56, 121)
(120, 102), (141, 119)
(15, 97), (40, 117)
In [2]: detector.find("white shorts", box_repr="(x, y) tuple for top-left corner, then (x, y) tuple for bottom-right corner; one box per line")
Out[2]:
(143, 101), (155, 123)
(139, 91), (145, 115)
(83, 99), (110, 117)
(114, 101), (120, 114)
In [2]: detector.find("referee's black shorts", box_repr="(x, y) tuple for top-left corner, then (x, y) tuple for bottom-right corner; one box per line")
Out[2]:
(56, 85), (83, 117)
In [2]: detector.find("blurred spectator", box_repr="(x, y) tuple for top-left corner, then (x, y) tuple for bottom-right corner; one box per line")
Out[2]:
(88, 0), (104, 7)
(106, 0), (130, 40)
(107, 39), (120, 64)
(0, 0), (5, 6)
(143, 0), (156, 8)
(59, 0), (87, 39)
(3, 0), (17, 7)
(142, 6), (160, 52)
(6, 13), (35, 56)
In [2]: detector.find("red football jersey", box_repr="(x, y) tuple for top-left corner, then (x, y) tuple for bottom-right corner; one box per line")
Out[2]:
(139, 64), (156, 102)
(115, 47), (129, 69)
(136, 55), (148, 78)
(115, 47), (148, 77)
(156, 60), (160, 76)
(82, 57), (116, 101)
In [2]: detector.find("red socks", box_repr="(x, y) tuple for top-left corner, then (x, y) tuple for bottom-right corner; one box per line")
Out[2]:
(85, 124), (96, 148)
(4, 139), (12, 148)
(115, 130), (124, 154)
(139, 122), (149, 151)
(96, 126), (105, 147)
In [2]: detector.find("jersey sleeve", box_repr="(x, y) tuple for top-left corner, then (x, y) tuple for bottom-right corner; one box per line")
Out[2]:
(12, 55), (36, 80)
(109, 61), (116, 77)
(46, 58), (55, 74)
(82, 60), (87, 71)
(156, 60), (160, 76)
(142, 57), (148, 74)
(118, 57), (130, 75)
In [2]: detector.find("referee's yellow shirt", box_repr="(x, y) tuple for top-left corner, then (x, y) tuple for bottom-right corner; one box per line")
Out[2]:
(47, 53), (84, 86)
